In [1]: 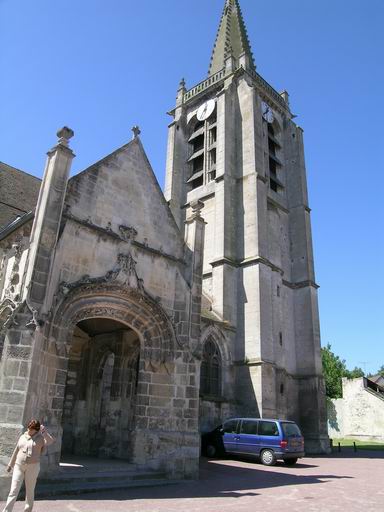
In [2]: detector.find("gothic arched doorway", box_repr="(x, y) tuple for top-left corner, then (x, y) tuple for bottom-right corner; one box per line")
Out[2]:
(61, 317), (140, 460)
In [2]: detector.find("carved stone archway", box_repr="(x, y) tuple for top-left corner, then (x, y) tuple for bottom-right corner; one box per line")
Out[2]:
(199, 324), (231, 364)
(50, 282), (179, 364)
(198, 323), (233, 432)
(44, 282), (181, 461)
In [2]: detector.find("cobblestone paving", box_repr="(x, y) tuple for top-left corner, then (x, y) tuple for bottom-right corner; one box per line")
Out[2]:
(2, 452), (383, 512)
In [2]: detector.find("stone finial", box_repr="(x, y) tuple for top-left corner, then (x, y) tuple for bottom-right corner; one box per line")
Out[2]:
(132, 126), (141, 139)
(57, 127), (74, 147)
(176, 78), (186, 106)
(280, 90), (290, 106)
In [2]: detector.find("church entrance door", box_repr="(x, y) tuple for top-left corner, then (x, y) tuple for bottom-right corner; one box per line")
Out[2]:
(61, 317), (140, 460)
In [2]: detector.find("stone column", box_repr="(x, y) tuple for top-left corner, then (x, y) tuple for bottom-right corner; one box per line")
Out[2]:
(284, 121), (329, 453)
(211, 80), (238, 326)
(0, 128), (75, 461)
(22, 127), (75, 311)
(164, 80), (188, 232)
(185, 200), (206, 346)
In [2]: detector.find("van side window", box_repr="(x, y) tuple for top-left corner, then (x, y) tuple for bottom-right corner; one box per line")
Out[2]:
(223, 420), (238, 433)
(240, 420), (258, 435)
(259, 421), (279, 436)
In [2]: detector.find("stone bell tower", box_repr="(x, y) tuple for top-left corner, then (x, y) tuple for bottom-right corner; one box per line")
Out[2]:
(165, 0), (329, 452)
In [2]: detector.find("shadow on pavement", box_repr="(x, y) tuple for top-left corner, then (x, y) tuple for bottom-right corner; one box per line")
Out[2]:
(228, 454), (319, 469)
(39, 457), (353, 502)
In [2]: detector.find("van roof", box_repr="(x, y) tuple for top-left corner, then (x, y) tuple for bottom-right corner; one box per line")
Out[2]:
(225, 417), (296, 423)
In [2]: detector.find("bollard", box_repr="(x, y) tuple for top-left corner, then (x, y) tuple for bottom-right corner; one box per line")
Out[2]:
(338, 442), (341, 452)
(353, 442), (357, 452)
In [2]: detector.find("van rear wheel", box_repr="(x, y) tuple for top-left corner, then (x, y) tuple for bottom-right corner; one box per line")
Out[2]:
(284, 458), (298, 466)
(260, 449), (276, 466)
(205, 444), (217, 457)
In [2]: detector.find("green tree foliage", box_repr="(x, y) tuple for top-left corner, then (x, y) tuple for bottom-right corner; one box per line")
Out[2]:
(344, 366), (365, 379)
(321, 345), (366, 398)
(367, 366), (384, 378)
(321, 344), (347, 398)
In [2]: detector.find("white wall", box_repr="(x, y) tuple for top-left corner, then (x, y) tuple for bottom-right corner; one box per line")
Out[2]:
(328, 378), (384, 441)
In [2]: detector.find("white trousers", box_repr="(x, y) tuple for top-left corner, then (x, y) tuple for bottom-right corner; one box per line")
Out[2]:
(2, 462), (40, 512)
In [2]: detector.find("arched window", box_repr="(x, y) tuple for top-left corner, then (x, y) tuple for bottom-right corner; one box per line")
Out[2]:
(200, 338), (221, 397)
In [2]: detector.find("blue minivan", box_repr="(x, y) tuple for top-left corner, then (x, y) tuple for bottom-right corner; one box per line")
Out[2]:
(201, 417), (305, 466)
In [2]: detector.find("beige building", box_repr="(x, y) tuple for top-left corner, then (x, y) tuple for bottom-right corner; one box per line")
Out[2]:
(0, 0), (328, 482)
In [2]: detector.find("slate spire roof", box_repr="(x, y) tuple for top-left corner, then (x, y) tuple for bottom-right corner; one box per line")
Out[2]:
(208, 0), (256, 76)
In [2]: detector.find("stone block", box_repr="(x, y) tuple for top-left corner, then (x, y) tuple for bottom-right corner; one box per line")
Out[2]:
(175, 363), (187, 374)
(55, 385), (65, 398)
(3, 361), (19, 377)
(173, 398), (186, 408)
(1, 379), (14, 392)
(174, 418), (187, 430)
(135, 417), (149, 429)
(51, 398), (64, 410)
(6, 406), (23, 424)
(149, 396), (171, 407)
(140, 372), (152, 383)
(55, 370), (67, 385)
(186, 386), (198, 399)
(18, 362), (29, 378)
(176, 386), (185, 398)
(135, 405), (147, 416)
(12, 378), (27, 392)
(147, 407), (170, 418)
(136, 395), (150, 406)
(148, 384), (175, 398)
(173, 408), (183, 418)
(136, 383), (148, 395)
(151, 373), (172, 385)
(183, 408), (196, 419)
(188, 399), (198, 409)
(187, 419), (198, 430)
(148, 417), (171, 430)
(6, 330), (21, 345)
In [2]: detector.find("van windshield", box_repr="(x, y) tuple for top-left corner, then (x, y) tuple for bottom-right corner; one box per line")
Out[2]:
(281, 422), (302, 437)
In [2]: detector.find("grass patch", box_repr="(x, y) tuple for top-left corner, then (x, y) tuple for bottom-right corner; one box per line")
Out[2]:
(331, 438), (384, 451)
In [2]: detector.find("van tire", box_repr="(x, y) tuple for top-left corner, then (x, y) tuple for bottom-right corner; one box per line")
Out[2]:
(284, 458), (298, 466)
(205, 444), (217, 458)
(260, 449), (276, 466)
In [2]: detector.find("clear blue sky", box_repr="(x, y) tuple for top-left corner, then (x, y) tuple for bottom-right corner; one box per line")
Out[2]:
(1, 0), (383, 374)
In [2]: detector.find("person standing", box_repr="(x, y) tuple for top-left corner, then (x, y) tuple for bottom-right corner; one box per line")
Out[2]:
(2, 419), (55, 512)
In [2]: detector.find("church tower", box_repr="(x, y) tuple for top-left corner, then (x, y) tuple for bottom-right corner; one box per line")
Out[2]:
(165, 0), (329, 452)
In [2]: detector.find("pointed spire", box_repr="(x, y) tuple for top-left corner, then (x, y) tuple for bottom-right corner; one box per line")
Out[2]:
(208, 0), (256, 76)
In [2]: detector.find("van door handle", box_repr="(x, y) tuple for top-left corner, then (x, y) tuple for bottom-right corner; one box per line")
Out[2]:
(234, 436), (240, 440)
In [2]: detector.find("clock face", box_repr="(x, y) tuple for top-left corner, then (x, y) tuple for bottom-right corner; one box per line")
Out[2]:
(261, 101), (274, 123)
(196, 99), (216, 121)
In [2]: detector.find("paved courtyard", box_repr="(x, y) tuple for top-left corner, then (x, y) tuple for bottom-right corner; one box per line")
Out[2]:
(1, 451), (383, 512)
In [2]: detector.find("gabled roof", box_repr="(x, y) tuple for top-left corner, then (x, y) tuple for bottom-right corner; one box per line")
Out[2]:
(369, 375), (384, 388)
(208, 0), (255, 76)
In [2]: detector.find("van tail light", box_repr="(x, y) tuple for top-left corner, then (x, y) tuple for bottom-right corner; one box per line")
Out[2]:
(280, 440), (288, 449)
